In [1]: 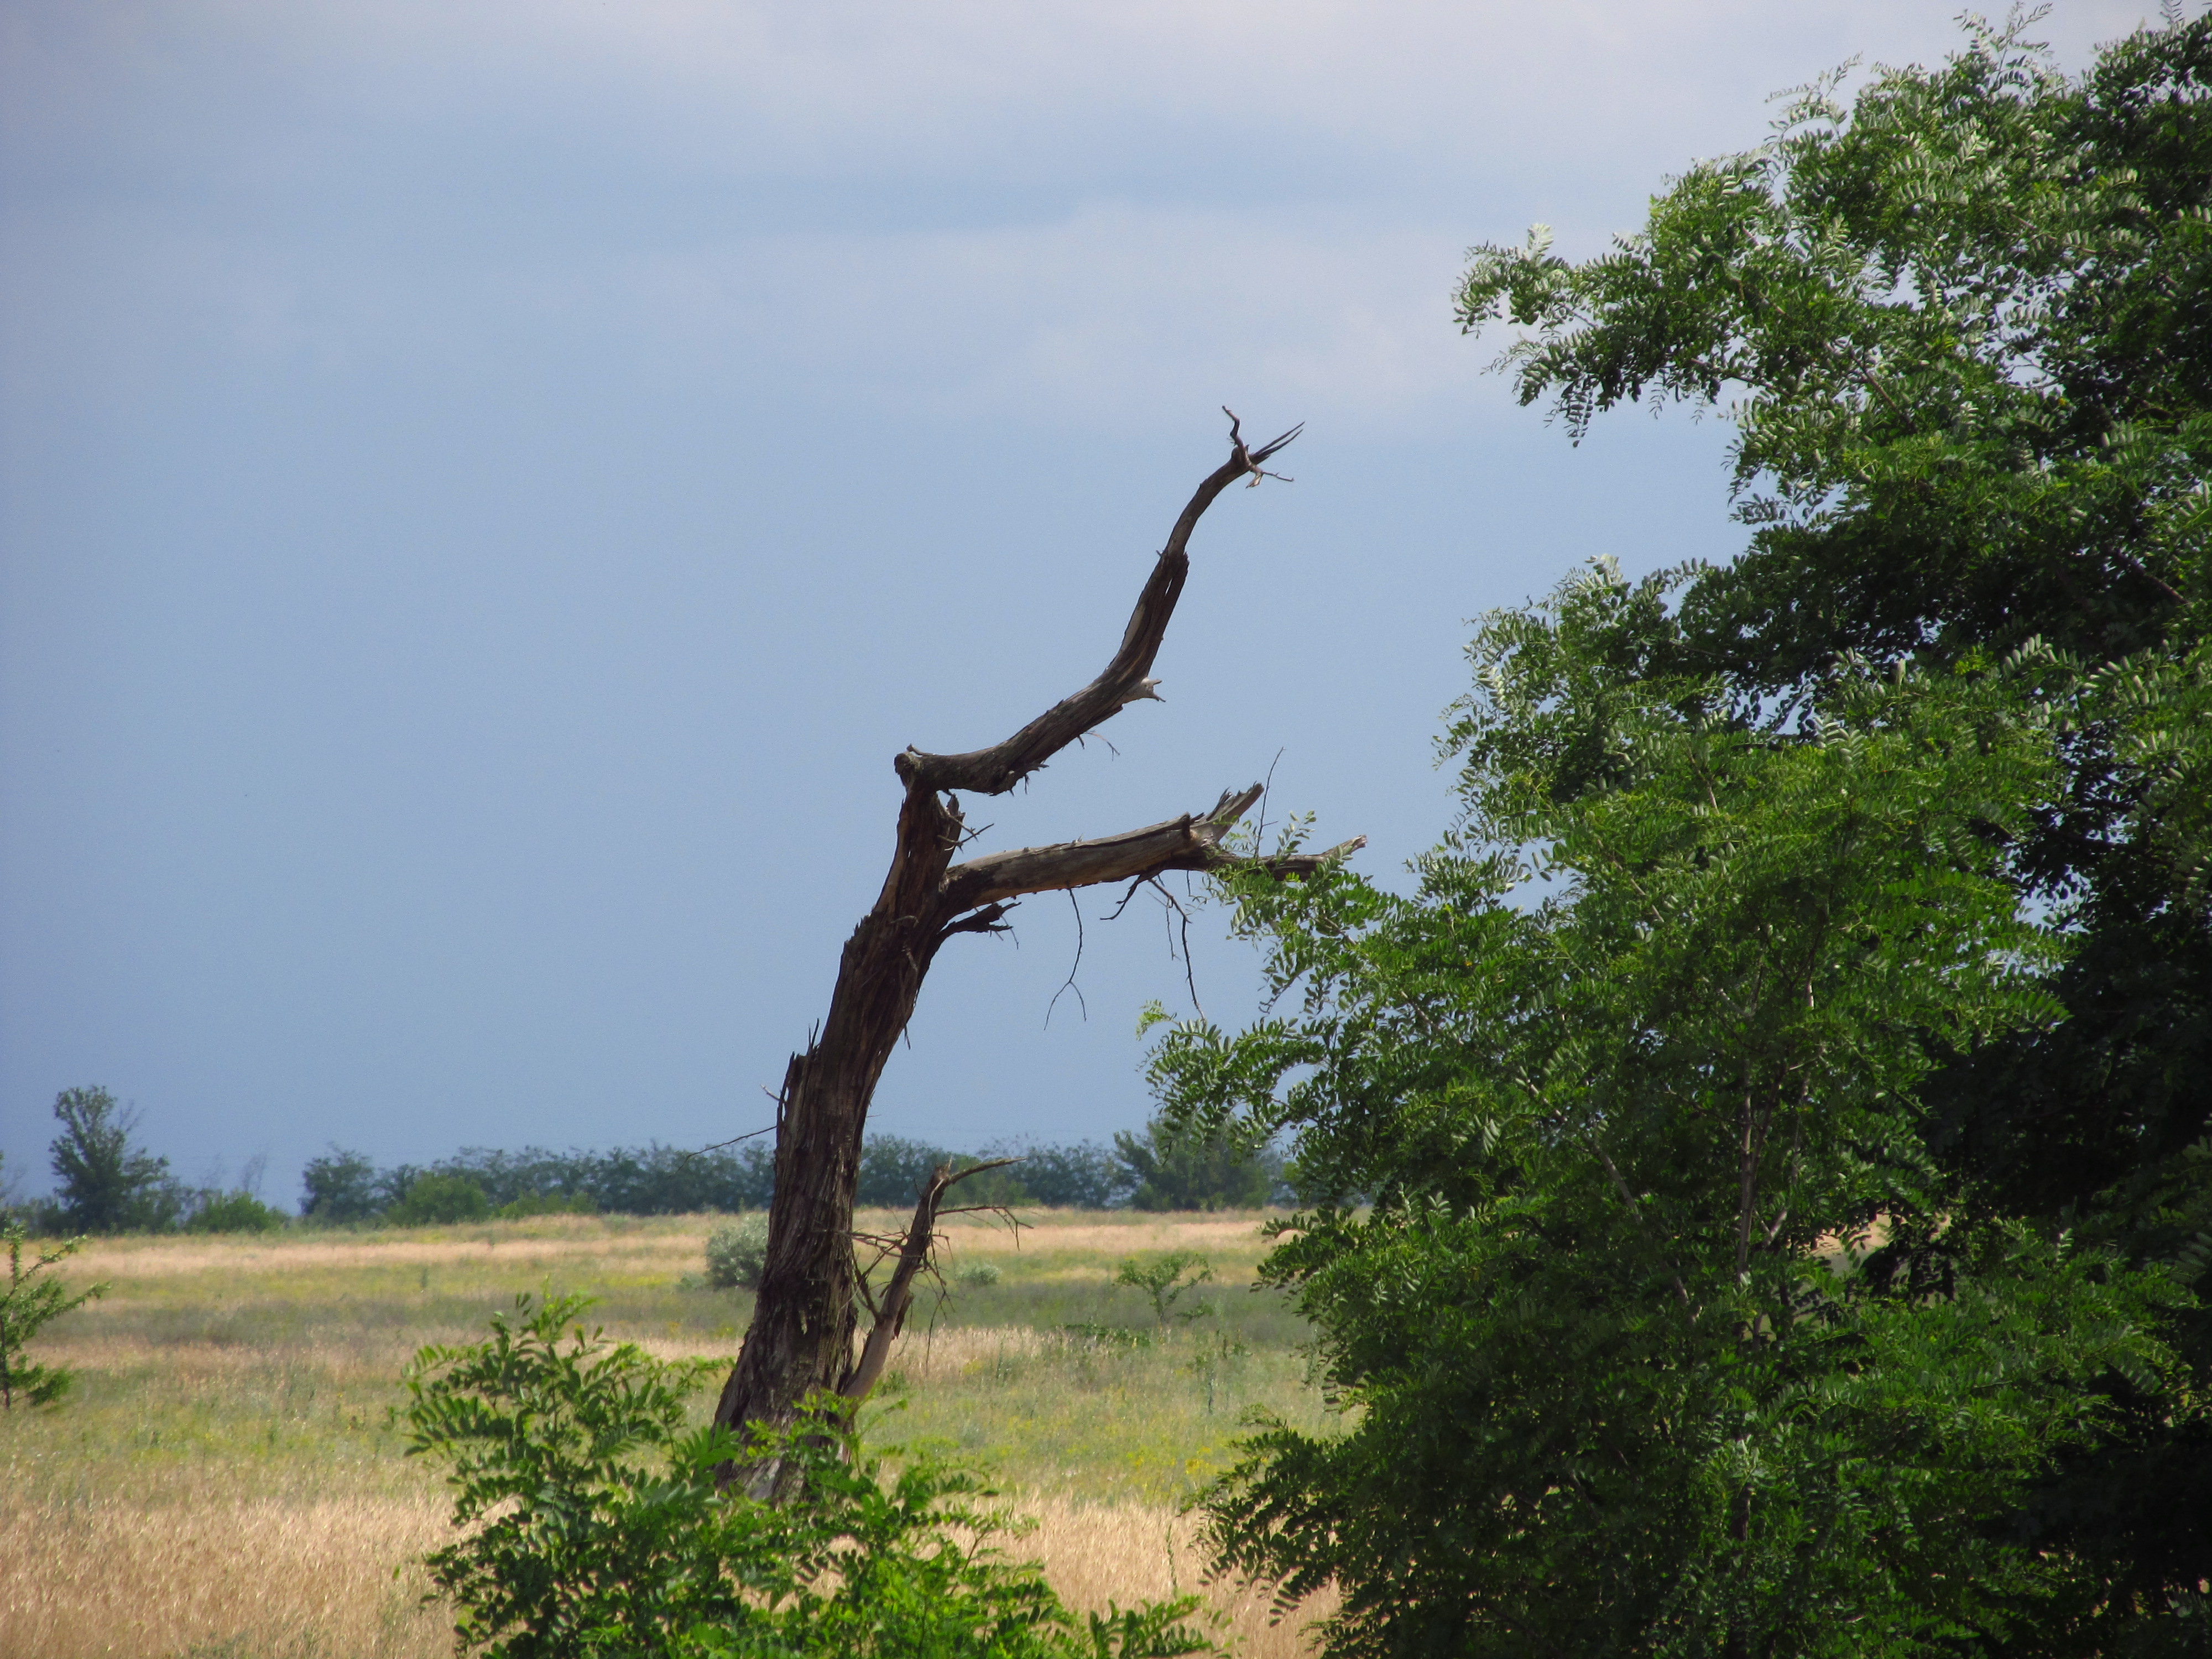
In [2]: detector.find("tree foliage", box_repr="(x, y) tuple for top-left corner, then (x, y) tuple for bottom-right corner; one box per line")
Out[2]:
(1458, 13), (2209, 681)
(299, 1134), (1185, 1224)
(1451, 15), (2212, 1289)
(1339, 9), (2212, 1644)
(48, 1086), (176, 1234)
(1148, 27), (2212, 1639)
(1110, 1116), (1284, 1212)
(1154, 562), (2192, 1653)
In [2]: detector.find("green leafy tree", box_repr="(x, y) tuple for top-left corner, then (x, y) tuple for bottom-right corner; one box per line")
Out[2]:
(386, 1171), (492, 1226)
(300, 1146), (384, 1222)
(0, 1223), (107, 1408)
(1112, 1116), (1279, 1211)
(400, 1291), (1217, 1658)
(48, 1086), (174, 1234)
(984, 1140), (1134, 1208)
(1454, 13), (2212, 1635)
(1150, 565), (2187, 1656)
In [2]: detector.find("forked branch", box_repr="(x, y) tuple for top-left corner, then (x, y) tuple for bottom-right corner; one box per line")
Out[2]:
(938, 785), (1365, 917)
(897, 411), (1303, 799)
(841, 1159), (1021, 1401)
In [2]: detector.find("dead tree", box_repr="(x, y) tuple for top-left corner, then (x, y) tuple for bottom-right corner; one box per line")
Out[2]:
(711, 412), (1361, 1492)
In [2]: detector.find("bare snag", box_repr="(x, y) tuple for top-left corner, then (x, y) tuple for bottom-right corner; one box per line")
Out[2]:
(711, 412), (1361, 1495)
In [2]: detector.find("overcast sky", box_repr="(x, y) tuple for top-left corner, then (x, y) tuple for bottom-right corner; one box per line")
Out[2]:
(1, 1), (2156, 1206)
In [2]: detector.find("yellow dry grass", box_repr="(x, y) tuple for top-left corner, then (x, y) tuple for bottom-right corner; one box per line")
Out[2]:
(1, 1495), (450, 1659)
(0, 1494), (1326, 1659)
(1, 1211), (1329, 1657)
(1019, 1499), (1333, 1658)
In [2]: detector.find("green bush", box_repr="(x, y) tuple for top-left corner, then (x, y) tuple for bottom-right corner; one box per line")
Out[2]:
(1, 1223), (106, 1408)
(387, 1172), (491, 1226)
(186, 1191), (287, 1234)
(703, 1215), (770, 1291)
(400, 1291), (1216, 1657)
(1113, 1253), (1213, 1331)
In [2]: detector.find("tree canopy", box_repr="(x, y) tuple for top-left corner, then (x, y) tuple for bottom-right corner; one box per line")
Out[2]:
(48, 1086), (174, 1235)
(1152, 14), (2212, 1655)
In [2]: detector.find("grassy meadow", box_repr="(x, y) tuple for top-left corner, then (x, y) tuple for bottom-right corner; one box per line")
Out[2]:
(1, 1209), (1338, 1658)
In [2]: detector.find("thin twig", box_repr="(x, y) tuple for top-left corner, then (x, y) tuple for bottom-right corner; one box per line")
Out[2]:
(695, 1124), (777, 1154)
(1045, 889), (1088, 1027)
(1256, 747), (1285, 847)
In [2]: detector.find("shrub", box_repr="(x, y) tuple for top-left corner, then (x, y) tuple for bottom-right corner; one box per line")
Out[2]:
(387, 1172), (491, 1226)
(1113, 1253), (1213, 1331)
(186, 1191), (287, 1234)
(400, 1291), (1217, 1657)
(300, 1146), (384, 1223)
(704, 1215), (770, 1290)
(1, 1223), (106, 1408)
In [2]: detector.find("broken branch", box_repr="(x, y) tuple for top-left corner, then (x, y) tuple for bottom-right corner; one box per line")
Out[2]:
(898, 411), (1301, 799)
(841, 1159), (1021, 1402)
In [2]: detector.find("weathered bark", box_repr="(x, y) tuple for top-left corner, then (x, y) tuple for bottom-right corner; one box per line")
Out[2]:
(711, 414), (1360, 1494)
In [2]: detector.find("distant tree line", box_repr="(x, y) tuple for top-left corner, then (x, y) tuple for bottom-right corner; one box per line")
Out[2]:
(299, 1119), (1291, 1224)
(0, 1083), (1293, 1234)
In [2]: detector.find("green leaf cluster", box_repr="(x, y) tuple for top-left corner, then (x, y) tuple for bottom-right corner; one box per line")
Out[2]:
(1458, 14), (2211, 681)
(1149, 14), (2212, 1650)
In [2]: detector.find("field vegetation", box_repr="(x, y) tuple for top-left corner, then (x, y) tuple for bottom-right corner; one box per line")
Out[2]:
(0, 1208), (1331, 1658)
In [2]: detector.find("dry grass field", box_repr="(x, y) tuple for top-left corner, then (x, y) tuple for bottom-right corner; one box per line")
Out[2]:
(1, 1209), (1336, 1658)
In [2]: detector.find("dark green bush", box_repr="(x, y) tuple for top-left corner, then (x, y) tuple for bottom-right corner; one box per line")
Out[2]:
(400, 1292), (1216, 1658)
(387, 1172), (491, 1226)
(186, 1191), (287, 1234)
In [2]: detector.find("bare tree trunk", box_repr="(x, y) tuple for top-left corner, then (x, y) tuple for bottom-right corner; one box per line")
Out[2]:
(711, 414), (1358, 1491)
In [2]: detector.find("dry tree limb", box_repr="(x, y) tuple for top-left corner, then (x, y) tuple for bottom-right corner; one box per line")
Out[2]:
(896, 415), (1302, 800)
(840, 1159), (1020, 1402)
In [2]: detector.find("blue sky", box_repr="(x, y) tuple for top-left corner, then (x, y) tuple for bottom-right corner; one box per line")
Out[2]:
(1, 1), (2153, 1206)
